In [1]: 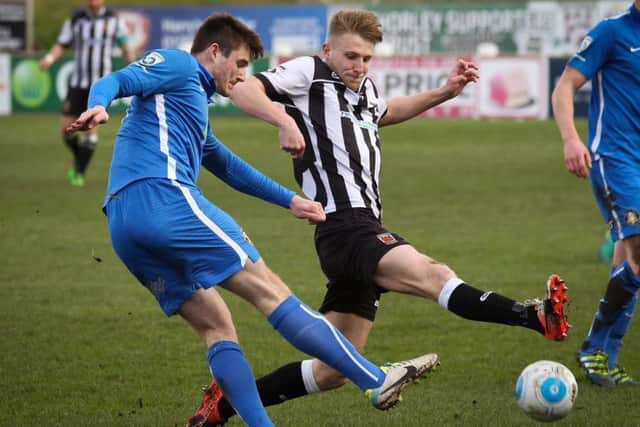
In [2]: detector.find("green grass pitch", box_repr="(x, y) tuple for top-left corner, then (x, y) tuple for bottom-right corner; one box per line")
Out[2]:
(1, 113), (638, 426)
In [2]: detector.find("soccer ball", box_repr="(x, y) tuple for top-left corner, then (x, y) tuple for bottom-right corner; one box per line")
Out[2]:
(515, 360), (578, 422)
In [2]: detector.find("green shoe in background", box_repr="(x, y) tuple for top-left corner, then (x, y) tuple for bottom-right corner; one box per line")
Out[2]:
(70, 173), (85, 187)
(67, 167), (85, 187)
(597, 230), (614, 263)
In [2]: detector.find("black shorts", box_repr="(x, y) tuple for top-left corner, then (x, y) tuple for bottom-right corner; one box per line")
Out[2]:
(315, 208), (409, 321)
(62, 87), (90, 117)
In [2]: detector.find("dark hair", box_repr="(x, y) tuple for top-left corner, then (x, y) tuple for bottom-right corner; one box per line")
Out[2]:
(329, 10), (383, 44)
(190, 12), (264, 59)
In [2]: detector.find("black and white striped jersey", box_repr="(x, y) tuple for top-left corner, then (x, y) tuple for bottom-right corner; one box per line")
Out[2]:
(256, 56), (388, 219)
(56, 6), (128, 89)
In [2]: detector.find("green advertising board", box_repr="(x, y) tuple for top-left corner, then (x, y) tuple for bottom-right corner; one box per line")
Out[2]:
(10, 55), (271, 114)
(10, 55), (128, 113)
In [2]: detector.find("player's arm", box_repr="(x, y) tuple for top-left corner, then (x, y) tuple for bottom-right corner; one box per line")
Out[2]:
(551, 66), (591, 178)
(380, 58), (478, 127)
(65, 69), (139, 131)
(230, 76), (305, 159)
(202, 128), (325, 224)
(116, 17), (137, 63)
(40, 17), (73, 71)
(67, 50), (188, 132)
(39, 43), (64, 71)
(551, 19), (612, 179)
(120, 43), (137, 64)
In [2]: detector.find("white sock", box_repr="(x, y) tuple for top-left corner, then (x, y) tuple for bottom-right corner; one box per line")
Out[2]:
(438, 277), (465, 309)
(301, 359), (320, 394)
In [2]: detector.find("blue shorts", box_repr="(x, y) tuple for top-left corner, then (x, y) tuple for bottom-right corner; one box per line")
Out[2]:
(105, 178), (260, 315)
(591, 155), (640, 241)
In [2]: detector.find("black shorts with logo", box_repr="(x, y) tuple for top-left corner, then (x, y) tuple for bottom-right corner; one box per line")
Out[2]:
(62, 87), (90, 117)
(315, 208), (409, 321)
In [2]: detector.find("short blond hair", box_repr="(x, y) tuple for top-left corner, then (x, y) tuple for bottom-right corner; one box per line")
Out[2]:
(328, 10), (383, 44)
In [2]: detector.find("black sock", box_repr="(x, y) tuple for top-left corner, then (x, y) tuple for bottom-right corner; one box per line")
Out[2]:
(598, 274), (635, 320)
(580, 274), (634, 352)
(218, 361), (307, 420)
(447, 283), (543, 333)
(76, 142), (96, 174)
(63, 133), (79, 158)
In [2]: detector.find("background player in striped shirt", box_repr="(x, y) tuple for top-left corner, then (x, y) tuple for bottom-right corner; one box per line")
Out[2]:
(552, 1), (640, 386)
(67, 12), (438, 426)
(189, 9), (571, 426)
(39, 0), (135, 186)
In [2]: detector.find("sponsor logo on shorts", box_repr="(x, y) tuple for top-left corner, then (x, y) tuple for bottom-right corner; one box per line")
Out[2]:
(624, 209), (640, 225)
(145, 276), (166, 296)
(376, 232), (397, 245)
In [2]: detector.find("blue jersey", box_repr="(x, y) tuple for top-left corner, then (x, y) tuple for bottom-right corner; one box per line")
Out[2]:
(568, 4), (640, 162)
(88, 48), (294, 208)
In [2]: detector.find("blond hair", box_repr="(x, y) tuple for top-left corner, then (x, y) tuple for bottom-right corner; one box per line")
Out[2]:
(328, 10), (383, 44)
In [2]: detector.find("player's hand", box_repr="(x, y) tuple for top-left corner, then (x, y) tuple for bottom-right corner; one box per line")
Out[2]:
(563, 138), (591, 178)
(279, 119), (305, 159)
(289, 195), (326, 224)
(38, 54), (54, 71)
(444, 59), (479, 98)
(66, 106), (109, 132)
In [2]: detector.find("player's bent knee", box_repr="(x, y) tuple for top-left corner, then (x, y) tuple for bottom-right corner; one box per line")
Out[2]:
(418, 256), (456, 298)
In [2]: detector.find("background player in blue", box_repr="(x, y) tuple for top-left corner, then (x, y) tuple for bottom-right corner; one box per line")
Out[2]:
(67, 13), (438, 426)
(552, 1), (640, 386)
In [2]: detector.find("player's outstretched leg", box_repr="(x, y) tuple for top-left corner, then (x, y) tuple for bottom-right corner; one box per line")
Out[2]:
(442, 273), (570, 340)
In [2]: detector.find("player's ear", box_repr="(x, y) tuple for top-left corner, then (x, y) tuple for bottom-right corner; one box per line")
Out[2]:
(208, 42), (221, 61)
(321, 42), (330, 59)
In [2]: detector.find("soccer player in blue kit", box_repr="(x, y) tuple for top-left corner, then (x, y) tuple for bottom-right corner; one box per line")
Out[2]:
(67, 13), (438, 426)
(552, 1), (640, 386)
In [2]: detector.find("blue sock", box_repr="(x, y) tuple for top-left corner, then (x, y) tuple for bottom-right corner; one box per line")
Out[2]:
(268, 294), (384, 391)
(581, 261), (640, 356)
(207, 341), (274, 427)
(605, 292), (637, 368)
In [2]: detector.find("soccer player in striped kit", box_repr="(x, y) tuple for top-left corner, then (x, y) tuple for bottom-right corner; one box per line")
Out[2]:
(40, 0), (135, 186)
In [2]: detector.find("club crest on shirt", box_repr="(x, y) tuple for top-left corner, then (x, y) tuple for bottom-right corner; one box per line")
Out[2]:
(624, 209), (640, 225)
(577, 36), (593, 54)
(377, 232), (397, 245)
(267, 65), (285, 73)
(139, 51), (165, 66)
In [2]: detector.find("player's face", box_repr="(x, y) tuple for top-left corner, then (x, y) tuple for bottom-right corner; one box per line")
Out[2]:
(211, 44), (250, 97)
(323, 32), (374, 91)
